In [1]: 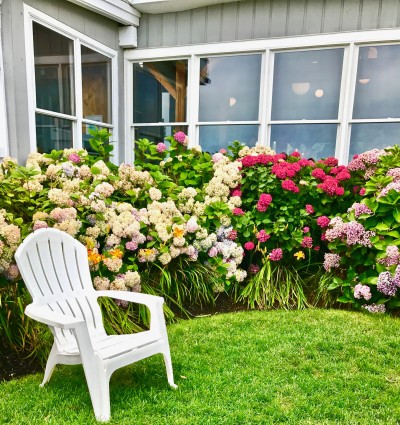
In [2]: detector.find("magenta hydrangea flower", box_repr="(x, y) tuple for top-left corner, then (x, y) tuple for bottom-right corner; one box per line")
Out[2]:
(281, 179), (299, 193)
(233, 208), (245, 216)
(244, 241), (255, 251)
(359, 188), (366, 196)
(311, 168), (326, 180)
(231, 190), (242, 197)
(323, 157), (339, 167)
(269, 248), (283, 261)
(303, 227), (310, 233)
(316, 216), (330, 228)
(301, 236), (313, 248)
(290, 151), (301, 157)
(174, 131), (187, 143)
(256, 230), (270, 242)
(305, 204), (314, 214)
(257, 193), (272, 212)
(68, 153), (81, 164)
(156, 142), (167, 153)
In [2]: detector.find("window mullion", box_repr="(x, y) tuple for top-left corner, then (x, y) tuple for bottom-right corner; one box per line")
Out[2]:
(337, 43), (356, 164)
(258, 49), (270, 147)
(188, 54), (199, 147)
(74, 39), (83, 149)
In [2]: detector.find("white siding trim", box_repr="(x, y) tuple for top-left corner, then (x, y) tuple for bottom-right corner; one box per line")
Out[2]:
(0, 0), (9, 158)
(66, 0), (140, 26)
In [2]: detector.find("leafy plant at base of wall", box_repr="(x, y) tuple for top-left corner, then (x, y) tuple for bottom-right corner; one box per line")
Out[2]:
(324, 145), (400, 311)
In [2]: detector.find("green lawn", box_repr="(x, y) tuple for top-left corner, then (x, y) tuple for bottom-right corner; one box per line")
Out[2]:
(1, 309), (400, 424)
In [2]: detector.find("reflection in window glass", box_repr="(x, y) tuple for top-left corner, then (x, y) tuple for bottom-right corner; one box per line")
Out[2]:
(33, 22), (74, 115)
(272, 49), (343, 120)
(353, 45), (400, 119)
(134, 126), (188, 145)
(199, 55), (261, 122)
(271, 124), (337, 159)
(199, 125), (258, 153)
(36, 114), (72, 153)
(81, 46), (112, 123)
(349, 123), (400, 160)
(133, 61), (187, 124)
(81, 124), (112, 153)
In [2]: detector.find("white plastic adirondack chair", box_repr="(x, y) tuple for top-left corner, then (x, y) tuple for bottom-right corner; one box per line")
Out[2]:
(15, 228), (177, 422)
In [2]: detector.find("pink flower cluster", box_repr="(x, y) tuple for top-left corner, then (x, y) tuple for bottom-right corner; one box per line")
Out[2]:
(311, 168), (326, 180)
(256, 230), (270, 242)
(68, 153), (81, 164)
(362, 303), (386, 313)
(241, 153), (286, 168)
(316, 216), (330, 228)
(325, 218), (375, 247)
(257, 193), (272, 212)
(281, 180), (299, 193)
(228, 230), (238, 240)
(156, 142), (167, 153)
(347, 202), (373, 218)
(378, 245), (400, 267)
(244, 241), (255, 251)
(323, 253), (341, 271)
(271, 161), (301, 179)
(322, 157), (339, 167)
(354, 284), (372, 300)
(249, 264), (260, 274)
(305, 204), (314, 214)
(301, 236), (313, 248)
(377, 270), (400, 296)
(387, 168), (400, 181)
(317, 176), (344, 196)
(269, 248), (282, 261)
(347, 148), (386, 171)
(233, 208), (245, 216)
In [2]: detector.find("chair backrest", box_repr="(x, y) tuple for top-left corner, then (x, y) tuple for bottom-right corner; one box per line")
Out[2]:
(15, 228), (106, 347)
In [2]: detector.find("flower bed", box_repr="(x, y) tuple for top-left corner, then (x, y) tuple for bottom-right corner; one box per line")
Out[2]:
(1, 128), (400, 357)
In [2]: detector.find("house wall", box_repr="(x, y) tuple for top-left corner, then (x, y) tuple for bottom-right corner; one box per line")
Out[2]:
(138, 0), (400, 48)
(1, 0), (125, 162)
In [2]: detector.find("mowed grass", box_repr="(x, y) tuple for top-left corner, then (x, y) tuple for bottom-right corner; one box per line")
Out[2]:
(1, 309), (400, 424)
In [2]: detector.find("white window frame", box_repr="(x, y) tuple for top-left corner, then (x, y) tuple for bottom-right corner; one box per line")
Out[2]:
(24, 5), (119, 162)
(0, 1), (9, 158)
(125, 28), (400, 164)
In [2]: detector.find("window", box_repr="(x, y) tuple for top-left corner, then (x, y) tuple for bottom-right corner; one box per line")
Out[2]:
(127, 28), (400, 164)
(349, 44), (400, 160)
(270, 48), (344, 159)
(25, 7), (117, 157)
(132, 60), (188, 144)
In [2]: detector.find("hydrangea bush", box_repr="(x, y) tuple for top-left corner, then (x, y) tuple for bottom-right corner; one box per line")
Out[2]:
(323, 145), (400, 313)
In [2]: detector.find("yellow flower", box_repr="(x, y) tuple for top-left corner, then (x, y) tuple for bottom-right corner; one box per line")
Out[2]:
(87, 249), (102, 265)
(173, 226), (185, 238)
(109, 248), (123, 259)
(294, 251), (305, 260)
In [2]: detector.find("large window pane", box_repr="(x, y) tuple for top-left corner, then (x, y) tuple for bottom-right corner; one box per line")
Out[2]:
(133, 60), (187, 124)
(349, 123), (400, 160)
(353, 45), (400, 119)
(33, 22), (74, 115)
(199, 55), (261, 122)
(272, 49), (344, 120)
(199, 125), (258, 153)
(36, 114), (72, 153)
(82, 46), (112, 123)
(271, 124), (337, 159)
(134, 126), (188, 145)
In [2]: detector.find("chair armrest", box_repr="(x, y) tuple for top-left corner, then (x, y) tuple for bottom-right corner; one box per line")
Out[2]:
(95, 290), (164, 307)
(95, 290), (166, 332)
(25, 304), (85, 330)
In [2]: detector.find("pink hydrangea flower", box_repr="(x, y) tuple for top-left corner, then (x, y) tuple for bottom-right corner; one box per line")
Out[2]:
(174, 131), (187, 143)
(228, 230), (238, 240)
(68, 153), (81, 164)
(354, 284), (372, 300)
(212, 153), (224, 163)
(231, 190), (242, 197)
(301, 236), (313, 248)
(323, 253), (341, 271)
(305, 204), (314, 214)
(208, 246), (219, 257)
(359, 188), (366, 196)
(219, 148), (227, 154)
(233, 208), (245, 216)
(244, 241), (255, 251)
(125, 241), (138, 251)
(290, 151), (301, 157)
(303, 227), (310, 233)
(256, 230), (270, 242)
(249, 264), (260, 274)
(156, 142), (167, 153)
(257, 193), (272, 212)
(323, 157), (339, 167)
(269, 248), (283, 261)
(281, 179), (299, 193)
(317, 216), (330, 228)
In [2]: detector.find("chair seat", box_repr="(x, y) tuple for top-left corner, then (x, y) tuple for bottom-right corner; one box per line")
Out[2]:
(57, 330), (162, 360)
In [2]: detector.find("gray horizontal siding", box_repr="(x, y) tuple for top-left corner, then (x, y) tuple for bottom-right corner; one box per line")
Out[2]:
(138, 0), (400, 48)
